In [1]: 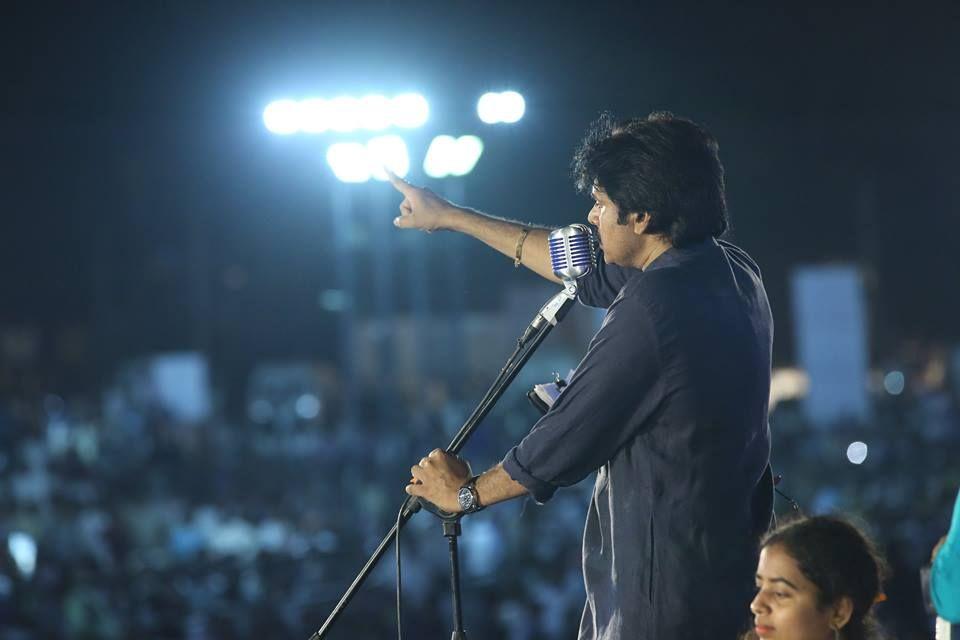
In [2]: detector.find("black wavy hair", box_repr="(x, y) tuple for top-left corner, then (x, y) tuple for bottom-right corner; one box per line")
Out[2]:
(757, 515), (889, 640)
(571, 111), (728, 247)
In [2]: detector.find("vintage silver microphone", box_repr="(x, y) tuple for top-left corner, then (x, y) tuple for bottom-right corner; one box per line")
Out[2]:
(548, 223), (597, 282)
(520, 224), (597, 345)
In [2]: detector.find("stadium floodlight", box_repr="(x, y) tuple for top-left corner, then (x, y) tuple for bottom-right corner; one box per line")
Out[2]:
(449, 135), (483, 176)
(391, 93), (430, 129)
(263, 99), (302, 134)
(329, 96), (363, 132)
(326, 142), (372, 183)
(477, 93), (500, 125)
(367, 135), (410, 181)
(264, 93), (431, 134)
(326, 136), (410, 183)
(424, 135), (456, 178)
(423, 135), (484, 178)
(359, 94), (392, 131)
(498, 91), (525, 123)
(476, 91), (525, 124)
(300, 98), (330, 133)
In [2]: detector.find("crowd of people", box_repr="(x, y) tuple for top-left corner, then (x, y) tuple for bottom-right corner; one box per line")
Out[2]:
(0, 348), (957, 639)
(0, 372), (593, 639)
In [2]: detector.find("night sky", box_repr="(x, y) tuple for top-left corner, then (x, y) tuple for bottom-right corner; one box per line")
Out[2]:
(3, 1), (959, 387)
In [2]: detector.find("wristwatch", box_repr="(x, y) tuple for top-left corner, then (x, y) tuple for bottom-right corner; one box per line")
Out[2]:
(457, 475), (484, 514)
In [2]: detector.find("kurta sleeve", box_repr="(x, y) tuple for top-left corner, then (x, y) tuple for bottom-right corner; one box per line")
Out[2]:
(933, 488), (960, 622)
(502, 288), (663, 503)
(576, 250), (638, 309)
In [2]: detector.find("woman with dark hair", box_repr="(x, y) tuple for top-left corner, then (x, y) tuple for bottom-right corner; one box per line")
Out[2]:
(745, 516), (889, 640)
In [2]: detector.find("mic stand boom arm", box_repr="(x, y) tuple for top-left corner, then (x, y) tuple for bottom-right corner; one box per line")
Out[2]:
(308, 281), (579, 640)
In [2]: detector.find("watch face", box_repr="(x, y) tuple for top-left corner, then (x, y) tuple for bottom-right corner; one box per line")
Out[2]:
(458, 486), (475, 510)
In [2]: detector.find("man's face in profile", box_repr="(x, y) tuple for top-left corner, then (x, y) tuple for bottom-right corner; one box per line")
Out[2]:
(588, 185), (644, 267)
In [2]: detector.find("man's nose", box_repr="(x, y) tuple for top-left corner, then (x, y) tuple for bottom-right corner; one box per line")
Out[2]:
(587, 207), (599, 226)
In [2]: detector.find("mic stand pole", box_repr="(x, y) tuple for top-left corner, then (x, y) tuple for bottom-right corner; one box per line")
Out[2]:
(308, 281), (579, 640)
(445, 516), (466, 640)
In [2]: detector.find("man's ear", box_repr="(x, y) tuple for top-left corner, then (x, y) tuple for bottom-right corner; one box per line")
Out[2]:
(831, 596), (854, 631)
(632, 212), (651, 236)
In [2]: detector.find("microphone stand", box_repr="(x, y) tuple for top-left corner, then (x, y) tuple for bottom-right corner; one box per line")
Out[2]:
(308, 280), (579, 640)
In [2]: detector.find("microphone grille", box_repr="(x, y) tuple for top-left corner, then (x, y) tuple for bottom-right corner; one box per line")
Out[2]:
(549, 224), (596, 281)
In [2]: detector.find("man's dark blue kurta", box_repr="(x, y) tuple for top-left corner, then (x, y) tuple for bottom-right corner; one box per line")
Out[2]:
(502, 238), (774, 640)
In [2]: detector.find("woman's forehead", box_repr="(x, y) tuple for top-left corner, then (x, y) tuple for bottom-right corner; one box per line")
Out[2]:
(757, 544), (809, 587)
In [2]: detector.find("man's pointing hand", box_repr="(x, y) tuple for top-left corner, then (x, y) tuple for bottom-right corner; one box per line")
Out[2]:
(386, 169), (458, 233)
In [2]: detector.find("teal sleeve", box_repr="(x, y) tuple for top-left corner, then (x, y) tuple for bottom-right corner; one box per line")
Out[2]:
(932, 488), (960, 622)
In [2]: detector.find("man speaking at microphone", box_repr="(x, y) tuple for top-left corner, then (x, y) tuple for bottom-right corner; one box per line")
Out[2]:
(392, 111), (773, 640)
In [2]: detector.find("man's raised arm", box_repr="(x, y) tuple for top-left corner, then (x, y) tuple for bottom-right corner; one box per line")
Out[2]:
(387, 170), (561, 284)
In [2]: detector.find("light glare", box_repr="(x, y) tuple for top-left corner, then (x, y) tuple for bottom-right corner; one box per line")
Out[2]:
(477, 93), (500, 124)
(300, 98), (330, 133)
(391, 93), (429, 128)
(264, 94), (431, 134)
(329, 96), (362, 132)
(477, 91), (526, 124)
(326, 142), (371, 183)
(367, 135), (410, 181)
(450, 135), (484, 176)
(263, 100), (301, 134)
(846, 441), (868, 465)
(499, 91), (526, 123)
(326, 137), (410, 183)
(423, 135), (484, 178)
(359, 94), (391, 131)
(8, 532), (37, 578)
(424, 135), (456, 178)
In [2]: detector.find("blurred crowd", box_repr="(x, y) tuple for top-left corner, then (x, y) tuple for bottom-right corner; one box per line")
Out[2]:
(0, 365), (594, 639)
(0, 342), (958, 639)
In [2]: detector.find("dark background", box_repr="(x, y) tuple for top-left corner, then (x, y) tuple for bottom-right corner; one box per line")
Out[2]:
(3, 2), (960, 380)
(1, 2), (959, 639)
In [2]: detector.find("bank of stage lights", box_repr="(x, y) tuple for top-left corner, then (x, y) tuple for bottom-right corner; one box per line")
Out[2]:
(263, 91), (524, 183)
(475, 91), (525, 124)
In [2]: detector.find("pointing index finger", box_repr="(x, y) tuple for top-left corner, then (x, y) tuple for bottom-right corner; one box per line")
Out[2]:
(385, 168), (412, 194)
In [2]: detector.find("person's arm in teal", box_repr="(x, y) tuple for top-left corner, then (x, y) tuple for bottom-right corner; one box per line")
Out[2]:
(932, 488), (960, 622)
